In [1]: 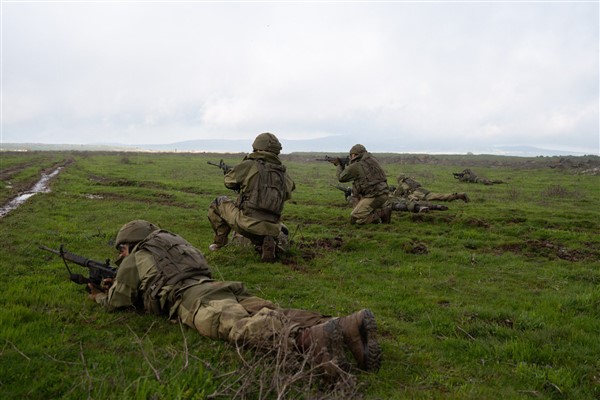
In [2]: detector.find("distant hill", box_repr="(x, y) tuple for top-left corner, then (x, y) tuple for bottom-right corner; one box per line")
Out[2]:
(1, 140), (593, 157)
(489, 145), (590, 157)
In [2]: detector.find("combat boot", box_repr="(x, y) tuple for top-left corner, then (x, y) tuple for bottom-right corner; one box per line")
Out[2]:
(260, 236), (276, 263)
(337, 309), (382, 372)
(453, 193), (470, 203)
(276, 229), (290, 254)
(391, 202), (409, 212)
(296, 319), (350, 377)
(379, 205), (392, 224)
(416, 205), (429, 213)
(209, 234), (228, 251)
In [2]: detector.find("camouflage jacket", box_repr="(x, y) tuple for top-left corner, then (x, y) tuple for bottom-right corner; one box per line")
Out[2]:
(337, 152), (389, 198)
(224, 151), (295, 222)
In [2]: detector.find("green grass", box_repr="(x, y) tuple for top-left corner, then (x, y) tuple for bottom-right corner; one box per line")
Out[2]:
(1, 151), (599, 399)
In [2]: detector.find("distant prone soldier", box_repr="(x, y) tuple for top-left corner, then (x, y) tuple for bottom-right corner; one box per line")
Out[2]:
(395, 175), (469, 203)
(453, 169), (505, 185)
(334, 187), (448, 214)
(388, 198), (449, 213)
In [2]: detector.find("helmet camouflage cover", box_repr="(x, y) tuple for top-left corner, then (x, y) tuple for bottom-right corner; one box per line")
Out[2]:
(115, 220), (160, 248)
(349, 144), (367, 155)
(252, 132), (282, 155)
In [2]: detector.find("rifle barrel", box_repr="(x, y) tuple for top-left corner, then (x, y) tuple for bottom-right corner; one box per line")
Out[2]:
(38, 245), (61, 255)
(39, 245), (116, 276)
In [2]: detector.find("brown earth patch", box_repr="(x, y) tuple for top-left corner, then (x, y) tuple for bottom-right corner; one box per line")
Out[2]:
(82, 192), (196, 209)
(493, 239), (600, 262)
(293, 236), (344, 260)
(0, 162), (37, 180)
(464, 218), (491, 228)
(403, 241), (429, 255)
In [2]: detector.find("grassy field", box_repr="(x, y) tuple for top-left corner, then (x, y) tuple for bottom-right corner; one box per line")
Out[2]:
(1, 151), (599, 399)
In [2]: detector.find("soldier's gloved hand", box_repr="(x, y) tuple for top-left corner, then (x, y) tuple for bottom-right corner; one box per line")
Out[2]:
(332, 158), (341, 166)
(88, 283), (105, 300)
(101, 278), (114, 290)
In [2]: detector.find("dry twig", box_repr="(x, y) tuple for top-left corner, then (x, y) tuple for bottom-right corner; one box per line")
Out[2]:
(127, 324), (162, 382)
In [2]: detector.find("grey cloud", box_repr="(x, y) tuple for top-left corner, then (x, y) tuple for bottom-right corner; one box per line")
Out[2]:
(2, 2), (598, 154)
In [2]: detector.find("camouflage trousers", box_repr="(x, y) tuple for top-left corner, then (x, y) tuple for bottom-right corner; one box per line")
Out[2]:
(408, 191), (457, 202)
(351, 194), (388, 224)
(177, 281), (329, 347)
(389, 198), (434, 212)
(207, 196), (281, 246)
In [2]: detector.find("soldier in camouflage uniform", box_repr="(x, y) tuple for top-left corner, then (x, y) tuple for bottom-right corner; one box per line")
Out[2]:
(207, 133), (295, 262)
(454, 168), (505, 185)
(395, 174), (470, 203)
(335, 144), (392, 225)
(387, 197), (449, 213)
(341, 188), (447, 213)
(89, 220), (382, 376)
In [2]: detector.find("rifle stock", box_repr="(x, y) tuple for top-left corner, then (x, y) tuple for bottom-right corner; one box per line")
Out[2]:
(330, 184), (352, 200)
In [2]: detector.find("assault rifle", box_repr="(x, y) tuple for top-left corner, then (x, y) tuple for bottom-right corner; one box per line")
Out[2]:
(331, 184), (352, 201)
(39, 245), (116, 292)
(207, 159), (232, 174)
(453, 172), (465, 179)
(316, 155), (350, 168)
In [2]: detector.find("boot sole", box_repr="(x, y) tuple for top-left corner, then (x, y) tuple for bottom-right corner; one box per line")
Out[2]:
(327, 320), (352, 372)
(360, 309), (382, 372)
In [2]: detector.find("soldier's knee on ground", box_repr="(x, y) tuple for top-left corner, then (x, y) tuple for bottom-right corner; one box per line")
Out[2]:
(211, 195), (232, 208)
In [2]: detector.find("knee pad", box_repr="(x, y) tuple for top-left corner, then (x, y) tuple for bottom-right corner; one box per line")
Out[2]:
(213, 195), (231, 206)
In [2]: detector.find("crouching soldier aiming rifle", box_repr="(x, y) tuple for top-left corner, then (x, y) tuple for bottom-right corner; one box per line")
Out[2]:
(87, 220), (382, 378)
(326, 144), (392, 225)
(207, 132), (295, 262)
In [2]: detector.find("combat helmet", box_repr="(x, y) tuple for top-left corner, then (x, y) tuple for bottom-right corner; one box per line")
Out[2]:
(349, 144), (367, 155)
(252, 132), (282, 155)
(115, 220), (160, 249)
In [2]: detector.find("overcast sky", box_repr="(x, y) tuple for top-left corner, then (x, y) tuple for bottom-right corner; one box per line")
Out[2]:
(1, 1), (598, 155)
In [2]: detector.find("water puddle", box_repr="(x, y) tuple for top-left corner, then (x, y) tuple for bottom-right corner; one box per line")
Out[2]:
(0, 167), (63, 218)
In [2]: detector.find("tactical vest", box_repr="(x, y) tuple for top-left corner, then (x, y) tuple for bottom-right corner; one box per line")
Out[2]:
(401, 178), (429, 196)
(402, 178), (421, 192)
(241, 160), (286, 223)
(353, 155), (388, 196)
(139, 230), (212, 315)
